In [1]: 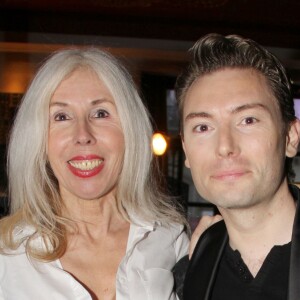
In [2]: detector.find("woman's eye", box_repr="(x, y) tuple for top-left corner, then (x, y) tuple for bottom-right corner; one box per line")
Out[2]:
(95, 109), (109, 118)
(54, 113), (70, 121)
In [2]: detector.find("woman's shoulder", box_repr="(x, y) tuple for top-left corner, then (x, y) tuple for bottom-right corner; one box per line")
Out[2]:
(0, 223), (36, 253)
(0, 235), (28, 285)
(155, 222), (188, 238)
(130, 221), (189, 256)
(131, 218), (187, 239)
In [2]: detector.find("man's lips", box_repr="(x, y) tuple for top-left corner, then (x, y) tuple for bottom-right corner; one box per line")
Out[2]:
(212, 170), (249, 180)
(67, 155), (104, 178)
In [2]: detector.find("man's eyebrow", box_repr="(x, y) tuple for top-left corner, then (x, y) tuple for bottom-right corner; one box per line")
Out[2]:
(184, 103), (270, 122)
(185, 111), (212, 122)
(231, 103), (269, 114)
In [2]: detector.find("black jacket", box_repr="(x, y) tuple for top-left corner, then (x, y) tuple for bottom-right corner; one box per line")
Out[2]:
(183, 185), (300, 300)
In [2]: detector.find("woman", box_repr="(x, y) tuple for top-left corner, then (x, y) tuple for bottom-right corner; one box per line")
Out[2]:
(0, 48), (189, 299)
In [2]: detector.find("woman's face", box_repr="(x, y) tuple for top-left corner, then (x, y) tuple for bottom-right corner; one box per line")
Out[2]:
(48, 68), (125, 201)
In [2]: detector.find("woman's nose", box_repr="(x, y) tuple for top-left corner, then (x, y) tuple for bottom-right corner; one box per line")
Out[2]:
(74, 120), (96, 145)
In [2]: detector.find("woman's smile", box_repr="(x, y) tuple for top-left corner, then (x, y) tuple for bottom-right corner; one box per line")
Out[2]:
(68, 156), (104, 178)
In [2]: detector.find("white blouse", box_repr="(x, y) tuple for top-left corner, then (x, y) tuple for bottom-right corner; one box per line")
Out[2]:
(0, 221), (189, 300)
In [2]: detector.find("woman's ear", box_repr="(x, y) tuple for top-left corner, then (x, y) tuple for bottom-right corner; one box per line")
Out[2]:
(286, 119), (300, 158)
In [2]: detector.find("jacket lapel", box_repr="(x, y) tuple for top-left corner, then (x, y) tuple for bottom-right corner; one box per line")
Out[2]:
(288, 185), (300, 300)
(183, 221), (228, 300)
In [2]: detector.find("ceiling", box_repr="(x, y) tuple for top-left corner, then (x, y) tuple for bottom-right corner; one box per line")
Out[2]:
(0, 0), (299, 48)
(0, 0), (300, 84)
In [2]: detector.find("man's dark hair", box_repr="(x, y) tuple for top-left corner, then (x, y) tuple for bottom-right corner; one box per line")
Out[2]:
(176, 33), (296, 181)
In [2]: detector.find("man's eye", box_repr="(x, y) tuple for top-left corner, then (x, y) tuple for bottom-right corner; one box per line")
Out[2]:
(95, 110), (109, 118)
(54, 113), (70, 121)
(195, 124), (209, 132)
(243, 117), (257, 125)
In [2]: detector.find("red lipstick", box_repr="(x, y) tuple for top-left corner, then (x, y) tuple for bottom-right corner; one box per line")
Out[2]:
(67, 155), (104, 178)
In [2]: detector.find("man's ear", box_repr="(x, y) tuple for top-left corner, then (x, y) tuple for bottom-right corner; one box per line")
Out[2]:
(181, 138), (191, 169)
(286, 119), (300, 158)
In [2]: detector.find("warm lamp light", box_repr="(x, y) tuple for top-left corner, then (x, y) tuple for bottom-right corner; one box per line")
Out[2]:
(152, 133), (168, 156)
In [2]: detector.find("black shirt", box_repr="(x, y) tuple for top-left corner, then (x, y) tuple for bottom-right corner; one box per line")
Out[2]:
(211, 242), (291, 300)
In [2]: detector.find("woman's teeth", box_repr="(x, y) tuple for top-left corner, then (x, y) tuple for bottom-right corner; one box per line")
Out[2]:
(68, 159), (103, 171)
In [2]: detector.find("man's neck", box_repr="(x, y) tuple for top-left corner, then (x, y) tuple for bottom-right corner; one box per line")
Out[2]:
(219, 183), (296, 276)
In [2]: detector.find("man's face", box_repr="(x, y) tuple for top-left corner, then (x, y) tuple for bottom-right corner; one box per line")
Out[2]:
(182, 68), (296, 210)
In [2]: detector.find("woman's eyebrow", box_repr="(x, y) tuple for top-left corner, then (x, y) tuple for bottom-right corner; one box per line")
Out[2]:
(49, 101), (68, 108)
(91, 98), (113, 106)
(49, 98), (114, 108)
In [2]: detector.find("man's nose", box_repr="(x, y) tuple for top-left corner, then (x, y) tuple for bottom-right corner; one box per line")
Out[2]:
(216, 125), (240, 158)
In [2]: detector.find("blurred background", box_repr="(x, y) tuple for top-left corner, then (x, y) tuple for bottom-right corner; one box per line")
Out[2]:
(1, 0), (300, 225)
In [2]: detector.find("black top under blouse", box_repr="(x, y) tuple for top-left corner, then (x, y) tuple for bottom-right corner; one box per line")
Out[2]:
(211, 242), (291, 300)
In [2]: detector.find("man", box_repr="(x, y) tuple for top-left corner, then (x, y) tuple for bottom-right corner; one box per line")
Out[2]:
(175, 33), (300, 300)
